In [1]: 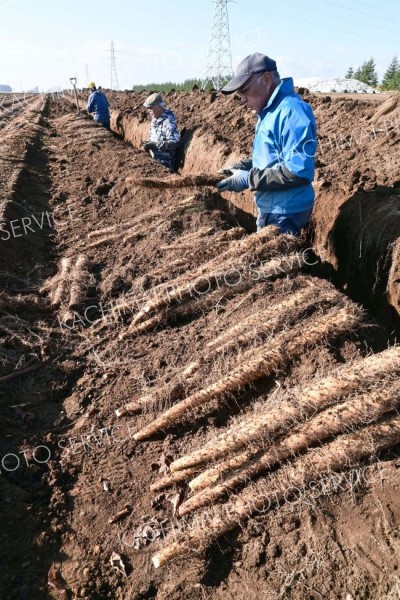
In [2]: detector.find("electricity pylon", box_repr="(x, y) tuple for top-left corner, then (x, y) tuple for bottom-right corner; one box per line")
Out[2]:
(110, 40), (120, 90)
(202, 0), (233, 90)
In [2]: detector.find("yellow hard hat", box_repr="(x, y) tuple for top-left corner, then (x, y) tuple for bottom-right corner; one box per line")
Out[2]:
(88, 82), (96, 89)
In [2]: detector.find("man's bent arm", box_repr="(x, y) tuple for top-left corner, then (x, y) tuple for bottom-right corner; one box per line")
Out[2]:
(249, 165), (310, 191)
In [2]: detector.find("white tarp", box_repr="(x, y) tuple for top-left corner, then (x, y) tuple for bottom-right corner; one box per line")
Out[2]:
(294, 77), (379, 94)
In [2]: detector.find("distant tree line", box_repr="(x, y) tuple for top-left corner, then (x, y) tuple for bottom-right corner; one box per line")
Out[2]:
(131, 57), (400, 94)
(131, 78), (215, 93)
(346, 56), (400, 90)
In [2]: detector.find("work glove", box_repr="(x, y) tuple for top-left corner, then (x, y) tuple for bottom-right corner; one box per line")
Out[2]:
(143, 141), (158, 152)
(231, 158), (253, 171)
(217, 159), (253, 174)
(217, 165), (235, 176)
(216, 169), (250, 193)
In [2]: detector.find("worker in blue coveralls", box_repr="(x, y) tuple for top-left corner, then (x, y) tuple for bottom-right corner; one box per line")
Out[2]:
(216, 53), (317, 235)
(86, 82), (110, 130)
(142, 93), (181, 170)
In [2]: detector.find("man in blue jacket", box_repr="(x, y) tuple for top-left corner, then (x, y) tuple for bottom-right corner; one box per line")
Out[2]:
(217, 53), (317, 235)
(86, 82), (110, 129)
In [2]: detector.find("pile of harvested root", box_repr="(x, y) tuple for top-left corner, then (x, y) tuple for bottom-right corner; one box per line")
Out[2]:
(148, 345), (400, 567)
(41, 253), (93, 324)
(115, 225), (306, 339)
(104, 222), (400, 568)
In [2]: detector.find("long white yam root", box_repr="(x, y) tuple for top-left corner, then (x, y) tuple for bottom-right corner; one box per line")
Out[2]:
(126, 173), (223, 188)
(120, 315), (163, 339)
(69, 254), (91, 309)
(216, 228), (247, 242)
(88, 208), (168, 241)
(116, 381), (187, 418)
(127, 227), (279, 303)
(208, 282), (318, 351)
(212, 287), (340, 355)
(86, 234), (120, 249)
(126, 242), (304, 335)
(87, 212), (172, 249)
(179, 381), (400, 515)
(160, 227), (246, 251)
(170, 346), (400, 474)
(189, 449), (251, 492)
(150, 466), (201, 492)
(88, 225), (123, 239)
(152, 414), (400, 567)
(50, 257), (72, 306)
(165, 227), (283, 296)
(125, 288), (338, 422)
(133, 305), (363, 441)
(124, 285), (227, 339)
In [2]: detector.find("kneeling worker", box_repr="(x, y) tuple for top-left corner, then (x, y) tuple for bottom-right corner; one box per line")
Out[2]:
(216, 53), (317, 235)
(143, 93), (180, 170)
(86, 82), (110, 129)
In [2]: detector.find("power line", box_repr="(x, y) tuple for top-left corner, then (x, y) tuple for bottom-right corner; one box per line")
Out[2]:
(236, 1), (399, 44)
(351, 0), (400, 13)
(320, 0), (400, 35)
(202, 0), (234, 90)
(245, 0), (399, 37)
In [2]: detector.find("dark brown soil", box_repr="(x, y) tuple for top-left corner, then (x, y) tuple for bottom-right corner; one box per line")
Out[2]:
(0, 91), (399, 600)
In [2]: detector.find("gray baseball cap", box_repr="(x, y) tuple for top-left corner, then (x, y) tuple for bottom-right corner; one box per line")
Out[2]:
(221, 52), (277, 94)
(144, 92), (165, 108)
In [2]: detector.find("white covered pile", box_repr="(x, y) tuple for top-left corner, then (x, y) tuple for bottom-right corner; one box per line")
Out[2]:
(295, 77), (379, 94)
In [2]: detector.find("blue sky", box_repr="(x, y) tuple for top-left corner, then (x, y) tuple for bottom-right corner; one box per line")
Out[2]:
(0, 0), (399, 91)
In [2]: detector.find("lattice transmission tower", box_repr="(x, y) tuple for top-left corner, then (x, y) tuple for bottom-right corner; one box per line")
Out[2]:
(109, 40), (120, 90)
(202, 0), (233, 90)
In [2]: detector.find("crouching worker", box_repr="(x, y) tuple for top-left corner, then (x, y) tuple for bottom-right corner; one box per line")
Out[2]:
(86, 82), (110, 129)
(143, 93), (180, 170)
(216, 53), (317, 235)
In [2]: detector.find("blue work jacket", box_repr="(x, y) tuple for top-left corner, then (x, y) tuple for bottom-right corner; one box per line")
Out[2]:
(86, 90), (110, 124)
(252, 77), (317, 214)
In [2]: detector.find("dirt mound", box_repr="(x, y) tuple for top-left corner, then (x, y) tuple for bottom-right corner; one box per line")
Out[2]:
(1, 93), (400, 600)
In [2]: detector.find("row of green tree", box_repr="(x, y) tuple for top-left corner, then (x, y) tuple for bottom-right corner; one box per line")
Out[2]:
(132, 78), (212, 93)
(346, 56), (400, 90)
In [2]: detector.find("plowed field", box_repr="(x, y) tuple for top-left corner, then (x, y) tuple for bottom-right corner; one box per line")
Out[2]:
(1, 90), (400, 600)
